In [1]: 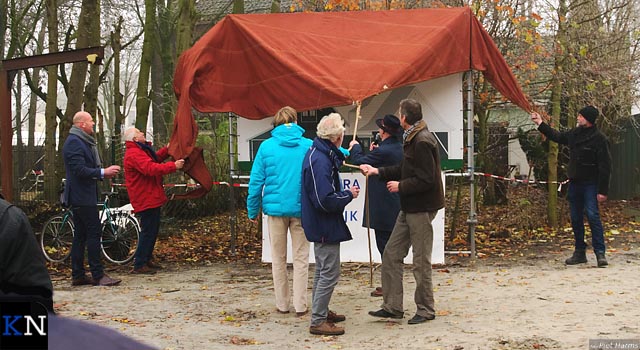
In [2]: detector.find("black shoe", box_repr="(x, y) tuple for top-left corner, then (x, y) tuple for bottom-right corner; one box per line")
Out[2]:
(368, 309), (403, 319)
(71, 275), (94, 286)
(407, 314), (435, 325)
(595, 252), (608, 267)
(565, 250), (587, 265)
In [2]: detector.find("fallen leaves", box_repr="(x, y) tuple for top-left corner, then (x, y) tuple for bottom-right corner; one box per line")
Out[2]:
(446, 186), (640, 261)
(230, 336), (261, 345)
(39, 186), (639, 280)
(436, 310), (450, 316)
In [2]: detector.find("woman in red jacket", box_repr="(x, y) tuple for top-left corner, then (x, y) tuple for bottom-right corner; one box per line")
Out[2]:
(123, 128), (184, 274)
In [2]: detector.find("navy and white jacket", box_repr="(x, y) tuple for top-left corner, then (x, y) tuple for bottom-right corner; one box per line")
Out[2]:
(301, 137), (354, 244)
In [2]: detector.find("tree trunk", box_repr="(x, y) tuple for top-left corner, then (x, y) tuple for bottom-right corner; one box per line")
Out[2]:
(171, 0), (196, 144)
(159, 1), (176, 144)
(112, 17), (124, 146)
(15, 72), (24, 181)
(83, 0), (101, 118)
(135, 0), (156, 132)
(546, 0), (569, 227)
(27, 22), (45, 154)
(176, 0), (195, 57)
(270, 0), (281, 13)
(44, 0), (59, 202)
(59, 0), (100, 180)
(151, 0), (165, 143)
(233, 0), (244, 14)
(0, 0), (6, 58)
(151, 49), (164, 144)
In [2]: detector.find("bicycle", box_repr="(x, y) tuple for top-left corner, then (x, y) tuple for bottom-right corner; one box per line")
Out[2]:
(40, 191), (140, 264)
(19, 155), (45, 193)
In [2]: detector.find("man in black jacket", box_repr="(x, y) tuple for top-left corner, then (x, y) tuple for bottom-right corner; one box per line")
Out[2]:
(360, 99), (445, 325)
(0, 194), (54, 313)
(531, 106), (611, 267)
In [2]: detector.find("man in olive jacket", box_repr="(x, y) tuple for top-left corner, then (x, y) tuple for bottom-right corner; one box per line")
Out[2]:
(360, 98), (444, 325)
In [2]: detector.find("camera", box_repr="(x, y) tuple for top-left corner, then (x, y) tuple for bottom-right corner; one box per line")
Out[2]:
(372, 131), (381, 145)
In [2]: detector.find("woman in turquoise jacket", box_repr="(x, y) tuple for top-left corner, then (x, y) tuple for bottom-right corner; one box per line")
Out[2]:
(247, 106), (312, 316)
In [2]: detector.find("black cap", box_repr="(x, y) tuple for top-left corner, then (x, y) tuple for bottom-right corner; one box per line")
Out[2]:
(375, 114), (402, 134)
(579, 106), (599, 124)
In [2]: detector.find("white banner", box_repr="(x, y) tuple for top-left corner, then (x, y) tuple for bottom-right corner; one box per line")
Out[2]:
(261, 172), (445, 264)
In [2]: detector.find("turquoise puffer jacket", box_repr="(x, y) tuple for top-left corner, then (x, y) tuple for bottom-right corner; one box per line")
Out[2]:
(247, 123), (312, 219)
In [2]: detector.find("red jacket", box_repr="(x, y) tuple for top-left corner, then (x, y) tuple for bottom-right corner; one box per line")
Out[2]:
(124, 141), (177, 213)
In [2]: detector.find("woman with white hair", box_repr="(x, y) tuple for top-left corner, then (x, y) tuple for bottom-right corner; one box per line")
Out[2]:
(301, 113), (359, 336)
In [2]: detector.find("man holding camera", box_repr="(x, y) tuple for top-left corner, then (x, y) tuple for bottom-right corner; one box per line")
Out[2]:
(348, 114), (403, 297)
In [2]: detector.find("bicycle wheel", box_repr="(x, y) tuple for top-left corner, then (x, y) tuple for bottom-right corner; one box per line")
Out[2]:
(101, 212), (139, 264)
(40, 213), (74, 263)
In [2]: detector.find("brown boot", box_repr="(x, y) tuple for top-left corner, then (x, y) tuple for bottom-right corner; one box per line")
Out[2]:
(327, 310), (346, 323)
(130, 265), (157, 275)
(309, 321), (344, 336)
(146, 260), (164, 270)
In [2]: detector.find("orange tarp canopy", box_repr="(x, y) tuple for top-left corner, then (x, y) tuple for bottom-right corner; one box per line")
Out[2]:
(169, 7), (531, 197)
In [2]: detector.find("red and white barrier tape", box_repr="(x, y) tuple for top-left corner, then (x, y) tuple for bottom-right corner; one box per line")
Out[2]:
(111, 182), (249, 188)
(446, 172), (569, 185)
(112, 172), (567, 190)
(474, 172), (569, 185)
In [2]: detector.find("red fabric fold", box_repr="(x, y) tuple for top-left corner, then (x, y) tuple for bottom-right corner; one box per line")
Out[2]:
(170, 147), (213, 200)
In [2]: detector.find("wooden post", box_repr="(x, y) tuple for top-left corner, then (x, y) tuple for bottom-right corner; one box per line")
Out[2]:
(0, 47), (104, 201)
(0, 69), (12, 200)
(352, 101), (362, 142)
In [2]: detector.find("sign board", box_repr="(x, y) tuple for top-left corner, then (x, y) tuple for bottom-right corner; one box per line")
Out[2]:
(261, 172), (445, 264)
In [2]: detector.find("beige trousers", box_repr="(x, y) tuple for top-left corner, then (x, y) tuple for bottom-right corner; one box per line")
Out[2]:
(267, 216), (310, 313)
(381, 210), (437, 318)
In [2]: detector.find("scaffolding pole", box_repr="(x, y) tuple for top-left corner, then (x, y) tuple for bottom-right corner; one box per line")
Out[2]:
(465, 71), (477, 259)
(228, 113), (238, 255)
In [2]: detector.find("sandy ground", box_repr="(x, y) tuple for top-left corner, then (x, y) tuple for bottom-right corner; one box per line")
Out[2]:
(52, 249), (640, 350)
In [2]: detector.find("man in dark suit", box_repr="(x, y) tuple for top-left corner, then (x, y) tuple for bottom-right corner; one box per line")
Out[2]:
(62, 111), (121, 287)
(348, 114), (403, 297)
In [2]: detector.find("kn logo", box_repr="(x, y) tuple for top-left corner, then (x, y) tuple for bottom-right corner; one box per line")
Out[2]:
(0, 301), (48, 350)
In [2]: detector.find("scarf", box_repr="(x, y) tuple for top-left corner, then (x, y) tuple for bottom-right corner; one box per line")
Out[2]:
(403, 120), (423, 143)
(136, 142), (160, 162)
(69, 125), (101, 168)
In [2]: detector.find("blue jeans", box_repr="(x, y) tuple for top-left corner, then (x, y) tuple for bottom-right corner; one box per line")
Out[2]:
(133, 207), (161, 269)
(568, 182), (605, 253)
(71, 206), (104, 280)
